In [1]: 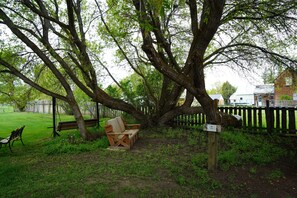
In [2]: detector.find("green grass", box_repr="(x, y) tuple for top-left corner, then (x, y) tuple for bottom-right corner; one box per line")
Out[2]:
(0, 112), (108, 141)
(219, 132), (288, 170)
(0, 112), (296, 197)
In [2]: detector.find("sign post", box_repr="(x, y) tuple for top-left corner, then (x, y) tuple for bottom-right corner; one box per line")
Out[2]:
(205, 124), (221, 171)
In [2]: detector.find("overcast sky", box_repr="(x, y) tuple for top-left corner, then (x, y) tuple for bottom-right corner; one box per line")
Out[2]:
(204, 66), (263, 94)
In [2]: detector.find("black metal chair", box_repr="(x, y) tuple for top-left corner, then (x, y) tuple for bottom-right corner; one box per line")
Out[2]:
(0, 126), (25, 152)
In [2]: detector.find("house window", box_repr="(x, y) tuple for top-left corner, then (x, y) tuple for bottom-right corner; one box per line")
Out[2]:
(258, 95), (262, 102)
(293, 93), (297, 100)
(240, 97), (243, 100)
(285, 77), (292, 86)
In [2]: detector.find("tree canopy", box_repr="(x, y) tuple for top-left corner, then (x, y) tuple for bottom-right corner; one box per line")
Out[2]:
(0, 0), (296, 138)
(207, 81), (236, 104)
(221, 81), (237, 104)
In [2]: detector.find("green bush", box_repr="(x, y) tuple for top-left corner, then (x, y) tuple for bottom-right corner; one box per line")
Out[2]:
(280, 95), (292, 100)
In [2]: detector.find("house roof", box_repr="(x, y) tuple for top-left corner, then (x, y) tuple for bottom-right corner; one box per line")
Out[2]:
(209, 94), (223, 100)
(254, 84), (274, 94)
(229, 93), (254, 99)
(274, 68), (297, 82)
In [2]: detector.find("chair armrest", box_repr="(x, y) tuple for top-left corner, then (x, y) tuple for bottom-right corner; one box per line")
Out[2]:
(106, 132), (125, 135)
(125, 124), (141, 129)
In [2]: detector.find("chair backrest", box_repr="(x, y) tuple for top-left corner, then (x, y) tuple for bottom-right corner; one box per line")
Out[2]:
(9, 130), (18, 141)
(107, 118), (123, 133)
(18, 125), (25, 136)
(116, 117), (125, 132)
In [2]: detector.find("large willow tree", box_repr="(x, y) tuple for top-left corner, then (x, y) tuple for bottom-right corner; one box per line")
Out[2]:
(0, 0), (296, 139)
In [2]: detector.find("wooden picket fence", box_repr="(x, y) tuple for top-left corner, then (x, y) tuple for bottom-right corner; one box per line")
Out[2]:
(25, 100), (297, 135)
(172, 104), (297, 135)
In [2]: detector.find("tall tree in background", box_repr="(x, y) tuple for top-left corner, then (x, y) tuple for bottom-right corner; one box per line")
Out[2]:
(221, 81), (236, 104)
(0, 0), (296, 138)
(262, 66), (284, 84)
(207, 82), (224, 95)
(207, 81), (236, 104)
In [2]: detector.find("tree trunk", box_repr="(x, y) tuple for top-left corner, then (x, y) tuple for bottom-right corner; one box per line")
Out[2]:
(68, 97), (93, 140)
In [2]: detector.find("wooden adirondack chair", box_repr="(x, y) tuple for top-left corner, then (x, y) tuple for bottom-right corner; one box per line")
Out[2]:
(104, 117), (140, 150)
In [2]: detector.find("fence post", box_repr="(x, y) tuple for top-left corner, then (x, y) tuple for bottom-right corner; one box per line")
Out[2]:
(242, 107), (247, 129)
(253, 107), (257, 132)
(281, 107), (287, 133)
(258, 108), (262, 131)
(247, 107), (252, 130)
(288, 108), (295, 134)
(266, 100), (272, 133)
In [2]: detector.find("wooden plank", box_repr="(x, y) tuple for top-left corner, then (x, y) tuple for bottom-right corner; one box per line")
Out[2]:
(242, 107), (247, 129)
(288, 108), (296, 134)
(258, 108), (262, 131)
(281, 107), (287, 134)
(247, 107), (252, 130)
(57, 119), (97, 131)
(234, 107), (237, 115)
(253, 107), (257, 131)
(265, 101), (273, 133)
(229, 107), (233, 115)
(208, 132), (219, 171)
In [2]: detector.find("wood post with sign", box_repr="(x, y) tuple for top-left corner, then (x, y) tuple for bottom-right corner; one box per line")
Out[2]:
(206, 124), (221, 171)
(208, 130), (219, 171)
(205, 99), (221, 171)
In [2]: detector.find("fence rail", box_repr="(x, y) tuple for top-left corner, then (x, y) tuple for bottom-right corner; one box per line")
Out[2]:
(172, 104), (297, 135)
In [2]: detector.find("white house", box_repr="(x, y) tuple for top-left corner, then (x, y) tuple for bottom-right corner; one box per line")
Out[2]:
(254, 84), (274, 107)
(229, 93), (254, 106)
(229, 85), (255, 106)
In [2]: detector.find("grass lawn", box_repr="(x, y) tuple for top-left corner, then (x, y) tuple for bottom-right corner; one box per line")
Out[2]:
(0, 112), (297, 197)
